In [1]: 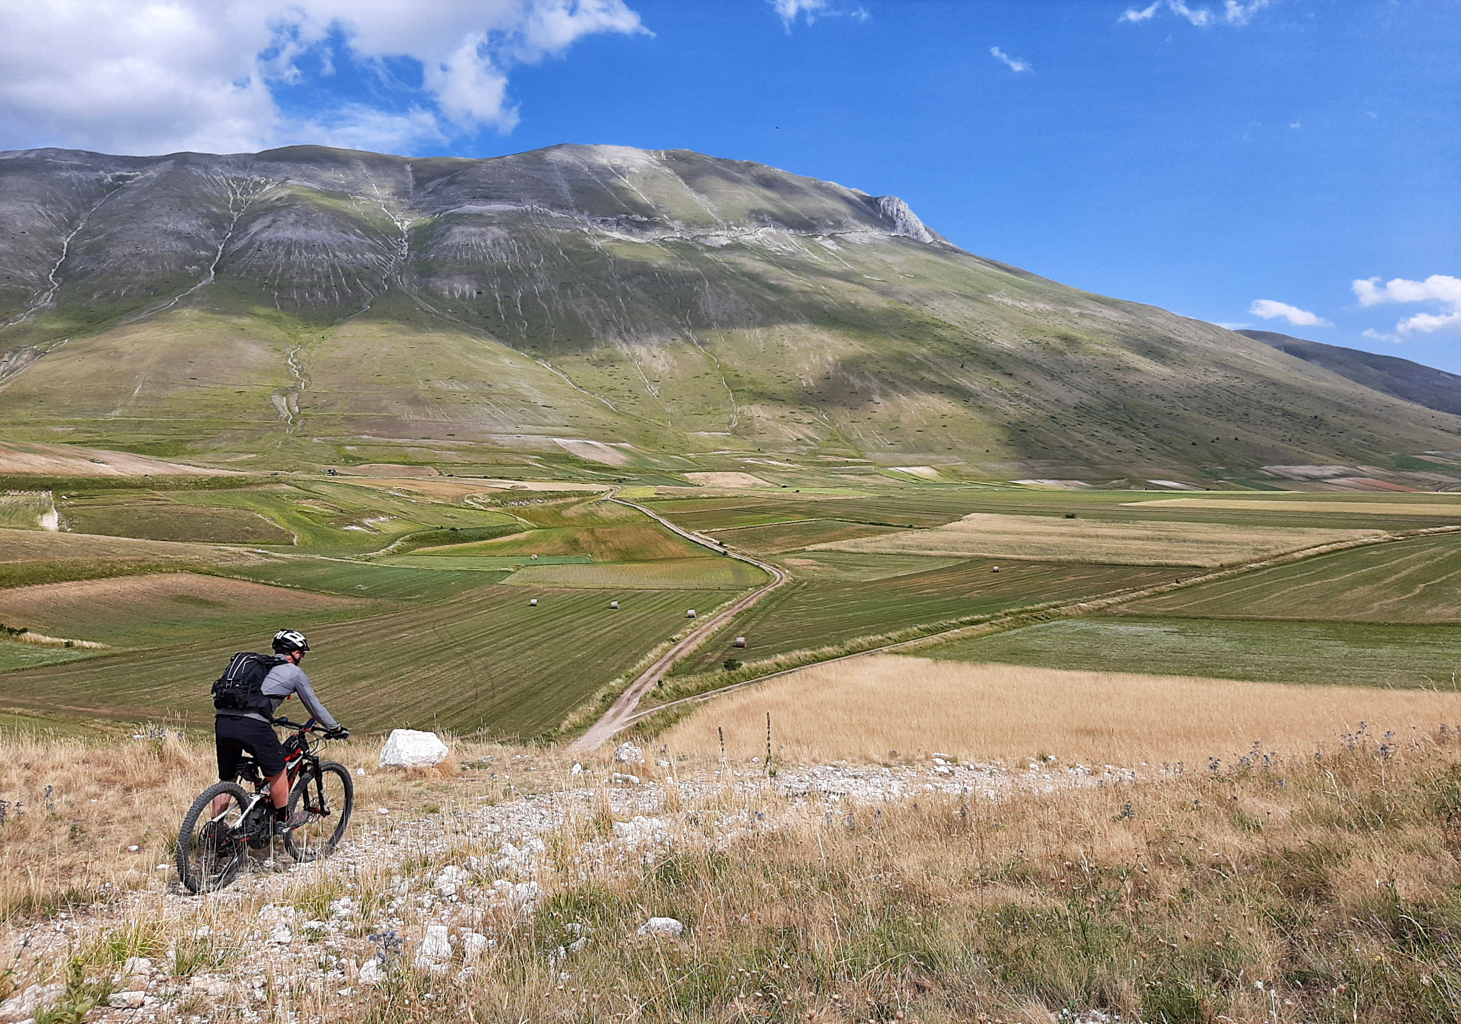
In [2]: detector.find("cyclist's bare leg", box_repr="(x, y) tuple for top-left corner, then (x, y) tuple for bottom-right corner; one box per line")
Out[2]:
(210, 771), (288, 816)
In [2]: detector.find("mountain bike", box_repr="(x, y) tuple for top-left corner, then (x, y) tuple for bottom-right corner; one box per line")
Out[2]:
(175, 718), (354, 894)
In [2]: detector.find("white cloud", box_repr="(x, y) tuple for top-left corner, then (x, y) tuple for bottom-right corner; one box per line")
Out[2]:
(770, 0), (832, 31)
(990, 47), (1033, 74)
(0, 0), (647, 155)
(1119, 2), (1163, 23)
(1120, 0), (1268, 28)
(1352, 275), (1461, 336)
(1249, 299), (1331, 328)
(1362, 329), (1401, 345)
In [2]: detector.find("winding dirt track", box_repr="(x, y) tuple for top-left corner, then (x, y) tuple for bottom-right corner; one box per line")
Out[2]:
(566, 498), (788, 753)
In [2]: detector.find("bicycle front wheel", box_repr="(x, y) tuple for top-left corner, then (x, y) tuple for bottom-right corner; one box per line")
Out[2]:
(283, 761), (354, 862)
(176, 781), (251, 894)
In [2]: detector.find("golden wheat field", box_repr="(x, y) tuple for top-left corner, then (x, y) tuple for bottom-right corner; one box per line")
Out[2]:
(656, 654), (1461, 765)
(808, 512), (1380, 566)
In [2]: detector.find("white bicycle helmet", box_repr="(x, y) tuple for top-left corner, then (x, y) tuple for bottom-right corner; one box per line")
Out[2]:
(272, 629), (310, 655)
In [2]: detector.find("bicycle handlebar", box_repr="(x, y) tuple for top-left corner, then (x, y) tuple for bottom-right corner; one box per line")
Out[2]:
(272, 717), (321, 731)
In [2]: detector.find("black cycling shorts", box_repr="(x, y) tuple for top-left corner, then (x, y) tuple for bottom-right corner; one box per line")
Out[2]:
(215, 715), (287, 780)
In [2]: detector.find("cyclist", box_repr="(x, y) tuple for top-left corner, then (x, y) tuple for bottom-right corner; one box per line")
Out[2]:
(213, 629), (348, 834)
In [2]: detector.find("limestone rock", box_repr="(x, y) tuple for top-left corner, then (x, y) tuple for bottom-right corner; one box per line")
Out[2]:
(613, 742), (644, 765)
(0, 982), (64, 1018)
(636, 916), (684, 938)
(415, 924), (452, 971)
(379, 729), (449, 769)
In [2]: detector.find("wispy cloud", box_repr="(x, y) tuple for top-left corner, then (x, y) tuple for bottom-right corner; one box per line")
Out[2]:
(771, 0), (829, 31)
(1249, 299), (1331, 328)
(1120, 0), (1269, 28)
(0, 0), (648, 155)
(1353, 275), (1461, 337)
(990, 46), (1032, 74)
(769, 0), (868, 32)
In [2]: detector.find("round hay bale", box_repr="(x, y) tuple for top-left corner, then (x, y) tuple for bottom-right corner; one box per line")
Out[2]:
(610, 600), (619, 609)
(529, 598), (538, 607)
(686, 609), (696, 619)
(734, 636), (747, 648)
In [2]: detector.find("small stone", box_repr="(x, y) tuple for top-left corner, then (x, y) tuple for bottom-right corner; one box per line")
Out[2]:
(636, 917), (684, 938)
(122, 957), (153, 978)
(108, 990), (149, 1009)
(461, 931), (493, 958)
(270, 926), (292, 945)
(509, 881), (541, 911)
(0, 982), (64, 1017)
(570, 762), (583, 774)
(613, 742), (644, 765)
(358, 960), (386, 986)
(415, 924), (452, 970)
(378, 807), (390, 815)
(611, 772), (641, 786)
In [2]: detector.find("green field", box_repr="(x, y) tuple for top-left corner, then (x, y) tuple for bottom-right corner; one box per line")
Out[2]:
(675, 556), (1173, 674)
(8, 481), (1461, 736)
(925, 616), (1461, 690)
(1114, 532), (1461, 622)
(0, 585), (732, 738)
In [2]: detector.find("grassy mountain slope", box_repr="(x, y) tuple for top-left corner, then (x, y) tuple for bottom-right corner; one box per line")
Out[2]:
(1239, 328), (1461, 417)
(3, 144), (1460, 481)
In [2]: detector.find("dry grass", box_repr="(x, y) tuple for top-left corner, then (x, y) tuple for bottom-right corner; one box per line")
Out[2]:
(0, 441), (230, 477)
(810, 512), (1380, 567)
(0, 728), (549, 923)
(683, 472), (773, 487)
(3, 729), (1461, 1022)
(0, 572), (359, 638)
(657, 655), (1461, 765)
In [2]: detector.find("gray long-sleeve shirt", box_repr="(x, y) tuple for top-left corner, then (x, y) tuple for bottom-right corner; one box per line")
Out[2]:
(217, 661), (340, 730)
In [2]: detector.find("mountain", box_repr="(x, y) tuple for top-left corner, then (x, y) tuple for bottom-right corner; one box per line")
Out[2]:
(1, 143), (1459, 482)
(1238, 330), (1461, 418)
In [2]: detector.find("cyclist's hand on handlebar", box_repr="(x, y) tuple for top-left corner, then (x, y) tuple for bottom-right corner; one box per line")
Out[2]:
(326, 726), (350, 740)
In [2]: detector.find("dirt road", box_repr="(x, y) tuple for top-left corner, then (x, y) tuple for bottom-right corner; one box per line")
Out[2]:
(566, 498), (787, 753)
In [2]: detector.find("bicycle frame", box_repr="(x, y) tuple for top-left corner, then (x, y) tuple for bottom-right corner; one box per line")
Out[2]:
(216, 718), (333, 837)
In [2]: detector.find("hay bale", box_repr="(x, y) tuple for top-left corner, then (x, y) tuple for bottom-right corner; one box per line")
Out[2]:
(610, 600), (619, 609)
(529, 598), (538, 606)
(734, 636), (747, 648)
(686, 609), (696, 619)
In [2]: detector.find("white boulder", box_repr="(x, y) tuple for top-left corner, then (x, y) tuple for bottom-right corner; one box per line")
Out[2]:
(379, 729), (449, 769)
(358, 959), (386, 985)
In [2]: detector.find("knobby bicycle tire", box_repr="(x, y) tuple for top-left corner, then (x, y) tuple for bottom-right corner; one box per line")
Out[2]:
(283, 760), (354, 862)
(176, 781), (251, 894)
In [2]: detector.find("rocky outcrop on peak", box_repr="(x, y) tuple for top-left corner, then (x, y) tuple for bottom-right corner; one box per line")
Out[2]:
(874, 194), (935, 243)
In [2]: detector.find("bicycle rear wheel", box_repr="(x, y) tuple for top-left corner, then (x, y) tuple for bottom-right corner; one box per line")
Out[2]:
(177, 781), (251, 894)
(283, 761), (354, 862)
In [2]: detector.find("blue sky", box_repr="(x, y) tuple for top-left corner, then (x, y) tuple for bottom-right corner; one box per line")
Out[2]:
(2, 0), (1457, 369)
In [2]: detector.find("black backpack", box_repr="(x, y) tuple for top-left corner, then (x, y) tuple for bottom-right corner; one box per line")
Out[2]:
(212, 652), (286, 715)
